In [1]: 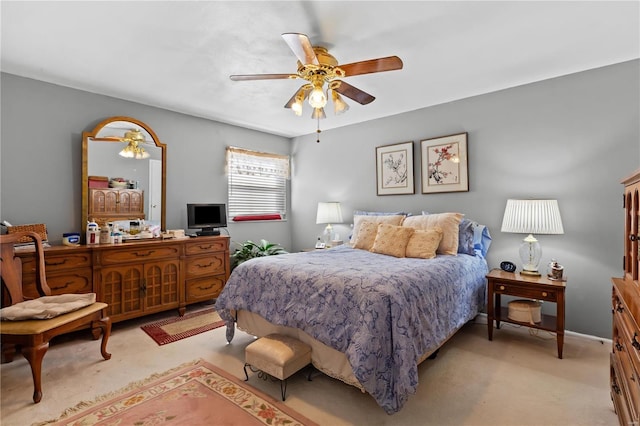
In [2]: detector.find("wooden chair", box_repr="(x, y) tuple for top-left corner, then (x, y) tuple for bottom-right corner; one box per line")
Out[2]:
(0, 231), (111, 403)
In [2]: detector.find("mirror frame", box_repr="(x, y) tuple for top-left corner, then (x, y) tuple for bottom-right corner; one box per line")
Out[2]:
(81, 116), (167, 236)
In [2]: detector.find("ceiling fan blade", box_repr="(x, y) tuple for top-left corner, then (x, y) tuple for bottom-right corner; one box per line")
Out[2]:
(282, 33), (319, 65)
(333, 80), (375, 105)
(339, 56), (403, 77)
(90, 136), (125, 142)
(230, 74), (295, 81)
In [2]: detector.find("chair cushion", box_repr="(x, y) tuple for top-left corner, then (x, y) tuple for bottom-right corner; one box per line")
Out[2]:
(0, 293), (97, 321)
(0, 302), (107, 335)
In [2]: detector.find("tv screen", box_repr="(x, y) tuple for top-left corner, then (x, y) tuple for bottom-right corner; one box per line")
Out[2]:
(187, 203), (227, 236)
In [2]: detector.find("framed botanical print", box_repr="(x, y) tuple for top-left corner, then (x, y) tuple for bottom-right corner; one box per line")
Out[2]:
(376, 141), (415, 195)
(420, 132), (468, 194)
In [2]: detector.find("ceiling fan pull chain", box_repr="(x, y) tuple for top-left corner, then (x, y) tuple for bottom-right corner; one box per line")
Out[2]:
(316, 117), (321, 143)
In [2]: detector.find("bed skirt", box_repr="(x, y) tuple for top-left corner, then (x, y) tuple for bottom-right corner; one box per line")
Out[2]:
(236, 310), (459, 394)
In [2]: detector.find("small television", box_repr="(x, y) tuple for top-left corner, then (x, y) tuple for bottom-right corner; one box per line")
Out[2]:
(187, 203), (227, 236)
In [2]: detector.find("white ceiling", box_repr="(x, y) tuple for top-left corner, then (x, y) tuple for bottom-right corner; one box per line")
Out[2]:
(2, 1), (638, 138)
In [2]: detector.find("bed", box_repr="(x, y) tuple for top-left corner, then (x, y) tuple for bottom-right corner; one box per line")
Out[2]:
(215, 214), (491, 414)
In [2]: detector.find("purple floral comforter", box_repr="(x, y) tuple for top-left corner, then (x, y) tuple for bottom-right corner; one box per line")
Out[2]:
(215, 245), (488, 414)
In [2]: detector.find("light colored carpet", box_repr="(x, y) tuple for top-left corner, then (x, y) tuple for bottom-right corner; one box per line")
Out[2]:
(1, 303), (618, 426)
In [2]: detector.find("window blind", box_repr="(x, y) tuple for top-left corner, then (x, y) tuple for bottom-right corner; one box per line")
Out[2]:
(226, 147), (289, 220)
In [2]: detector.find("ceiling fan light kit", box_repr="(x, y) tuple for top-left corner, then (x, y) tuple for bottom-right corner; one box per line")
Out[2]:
(230, 32), (403, 140)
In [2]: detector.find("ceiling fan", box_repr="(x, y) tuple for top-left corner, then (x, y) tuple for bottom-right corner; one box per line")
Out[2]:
(230, 33), (403, 120)
(92, 129), (151, 159)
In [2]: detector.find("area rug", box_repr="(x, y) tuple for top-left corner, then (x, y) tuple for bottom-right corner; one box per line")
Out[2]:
(141, 308), (225, 345)
(39, 359), (319, 426)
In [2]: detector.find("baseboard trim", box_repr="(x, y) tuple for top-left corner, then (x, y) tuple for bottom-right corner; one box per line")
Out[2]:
(474, 313), (612, 344)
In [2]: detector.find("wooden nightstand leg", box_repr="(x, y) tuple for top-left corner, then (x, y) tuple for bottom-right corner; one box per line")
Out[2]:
(557, 332), (564, 359)
(557, 291), (565, 359)
(487, 282), (494, 340)
(495, 293), (502, 329)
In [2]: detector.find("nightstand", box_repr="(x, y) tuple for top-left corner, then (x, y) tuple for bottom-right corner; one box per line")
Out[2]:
(486, 268), (566, 358)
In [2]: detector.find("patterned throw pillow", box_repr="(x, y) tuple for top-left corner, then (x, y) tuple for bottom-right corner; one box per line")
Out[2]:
(350, 214), (406, 244)
(405, 228), (443, 259)
(353, 220), (379, 251)
(402, 213), (463, 255)
(371, 224), (415, 258)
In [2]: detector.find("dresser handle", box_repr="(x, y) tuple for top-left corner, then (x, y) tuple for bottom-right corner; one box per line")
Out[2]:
(47, 259), (68, 266)
(197, 283), (215, 291)
(615, 340), (623, 351)
(630, 234), (638, 241)
(196, 261), (214, 269)
(612, 382), (621, 394)
(134, 250), (155, 257)
(199, 244), (214, 250)
(632, 333), (640, 350)
(617, 303), (624, 313)
(541, 292), (547, 297)
(499, 285), (505, 291)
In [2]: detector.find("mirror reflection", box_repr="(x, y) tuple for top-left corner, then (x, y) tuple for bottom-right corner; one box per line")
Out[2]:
(82, 117), (166, 237)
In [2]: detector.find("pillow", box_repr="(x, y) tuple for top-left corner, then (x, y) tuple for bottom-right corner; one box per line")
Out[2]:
(353, 220), (379, 251)
(405, 228), (443, 259)
(353, 210), (410, 217)
(474, 224), (492, 257)
(457, 218), (476, 256)
(350, 214), (406, 244)
(403, 213), (463, 255)
(371, 224), (415, 258)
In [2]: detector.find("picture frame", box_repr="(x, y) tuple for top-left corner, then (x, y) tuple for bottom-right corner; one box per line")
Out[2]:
(376, 141), (414, 195)
(420, 132), (468, 194)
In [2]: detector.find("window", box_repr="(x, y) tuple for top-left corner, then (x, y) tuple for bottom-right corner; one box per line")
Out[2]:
(226, 147), (289, 221)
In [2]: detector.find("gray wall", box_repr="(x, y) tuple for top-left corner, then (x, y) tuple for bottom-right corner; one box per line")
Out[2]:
(291, 60), (640, 338)
(2, 60), (639, 338)
(0, 73), (292, 252)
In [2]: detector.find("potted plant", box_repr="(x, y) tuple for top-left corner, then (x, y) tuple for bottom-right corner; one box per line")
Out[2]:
(230, 239), (288, 271)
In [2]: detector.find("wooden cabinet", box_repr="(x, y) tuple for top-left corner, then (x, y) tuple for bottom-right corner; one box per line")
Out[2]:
(611, 169), (640, 426)
(88, 188), (145, 224)
(184, 238), (230, 307)
(94, 242), (182, 323)
(14, 236), (230, 323)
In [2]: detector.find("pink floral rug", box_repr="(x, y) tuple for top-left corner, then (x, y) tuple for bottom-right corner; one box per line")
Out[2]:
(40, 359), (318, 425)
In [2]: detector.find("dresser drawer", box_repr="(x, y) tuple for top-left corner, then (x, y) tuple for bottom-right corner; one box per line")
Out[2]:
(185, 275), (225, 302)
(611, 353), (637, 426)
(613, 309), (640, 376)
(184, 254), (226, 278)
(493, 281), (558, 302)
(98, 244), (181, 265)
(21, 252), (92, 274)
(21, 268), (93, 299)
(185, 239), (227, 255)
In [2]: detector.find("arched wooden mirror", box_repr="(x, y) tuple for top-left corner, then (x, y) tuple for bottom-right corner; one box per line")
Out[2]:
(82, 116), (166, 237)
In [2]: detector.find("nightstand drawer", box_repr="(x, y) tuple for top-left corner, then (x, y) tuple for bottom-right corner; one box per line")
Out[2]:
(493, 281), (558, 302)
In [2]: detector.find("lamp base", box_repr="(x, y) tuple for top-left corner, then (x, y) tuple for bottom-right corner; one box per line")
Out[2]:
(520, 270), (541, 277)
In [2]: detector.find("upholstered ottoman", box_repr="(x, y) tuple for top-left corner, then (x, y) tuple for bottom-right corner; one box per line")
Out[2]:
(244, 334), (312, 401)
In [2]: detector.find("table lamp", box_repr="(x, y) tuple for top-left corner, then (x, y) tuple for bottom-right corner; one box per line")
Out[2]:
(500, 199), (564, 276)
(316, 202), (343, 244)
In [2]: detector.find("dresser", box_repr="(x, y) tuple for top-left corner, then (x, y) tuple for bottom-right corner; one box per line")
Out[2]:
(13, 236), (230, 323)
(611, 168), (640, 425)
(88, 188), (145, 225)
